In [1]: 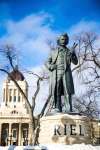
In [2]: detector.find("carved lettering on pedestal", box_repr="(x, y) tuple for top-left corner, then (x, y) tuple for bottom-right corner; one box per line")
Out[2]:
(79, 125), (84, 136)
(53, 124), (85, 136)
(54, 125), (61, 135)
(70, 124), (76, 135)
(64, 124), (67, 135)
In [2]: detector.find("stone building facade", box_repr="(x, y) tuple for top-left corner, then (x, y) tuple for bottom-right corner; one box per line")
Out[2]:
(0, 68), (32, 146)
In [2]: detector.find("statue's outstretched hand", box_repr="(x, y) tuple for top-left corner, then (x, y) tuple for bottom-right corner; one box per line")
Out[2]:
(71, 42), (78, 54)
(73, 42), (78, 48)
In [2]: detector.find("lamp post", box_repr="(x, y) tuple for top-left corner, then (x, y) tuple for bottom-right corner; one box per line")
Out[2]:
(98, 120), (100, 145)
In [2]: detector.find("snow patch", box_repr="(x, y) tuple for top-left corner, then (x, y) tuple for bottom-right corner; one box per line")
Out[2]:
(0, 144), (100, 150)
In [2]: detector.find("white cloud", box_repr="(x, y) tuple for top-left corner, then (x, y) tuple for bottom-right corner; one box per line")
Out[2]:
(0, 12), (58, 67)
(0, 12), (57, 114)
(68, 20), (100, 36)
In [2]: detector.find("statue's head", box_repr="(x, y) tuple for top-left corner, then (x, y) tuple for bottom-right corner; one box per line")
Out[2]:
(57, 33), (69, 46)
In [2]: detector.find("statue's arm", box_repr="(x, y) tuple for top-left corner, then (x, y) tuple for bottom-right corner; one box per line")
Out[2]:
(71, 51), (78, 65)
(70, 43), (78, 65)
(66, 48), (78, 65)
(45, 54), (52, 70)
(45, 52), (56, 71)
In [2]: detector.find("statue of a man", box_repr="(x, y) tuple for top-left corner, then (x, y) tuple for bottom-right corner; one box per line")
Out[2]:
(45, 33), (78, 112)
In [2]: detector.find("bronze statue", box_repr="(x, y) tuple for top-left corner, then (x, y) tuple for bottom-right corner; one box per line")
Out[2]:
(45, 33), (78, 112)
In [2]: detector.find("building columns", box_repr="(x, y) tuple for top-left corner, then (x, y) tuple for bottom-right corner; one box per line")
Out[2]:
(8, 123), (12, 145)
(18, 123), (21, 145)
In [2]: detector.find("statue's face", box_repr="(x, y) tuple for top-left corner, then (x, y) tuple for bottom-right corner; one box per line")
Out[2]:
(59, 36), (67, 46)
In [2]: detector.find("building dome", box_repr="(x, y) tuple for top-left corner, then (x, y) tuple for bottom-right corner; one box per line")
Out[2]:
(8, 66), (24, 81)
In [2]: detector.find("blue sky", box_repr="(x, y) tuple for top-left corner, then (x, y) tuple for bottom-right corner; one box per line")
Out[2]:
(0, 0), (100, 68)
(0, 0), (100, 31)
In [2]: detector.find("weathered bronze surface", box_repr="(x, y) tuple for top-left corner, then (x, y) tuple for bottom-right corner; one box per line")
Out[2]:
(45, 33), (78, 112)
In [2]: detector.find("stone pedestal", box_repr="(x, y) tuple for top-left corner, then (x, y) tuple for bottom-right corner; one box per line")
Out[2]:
(39, 113), (92, 144)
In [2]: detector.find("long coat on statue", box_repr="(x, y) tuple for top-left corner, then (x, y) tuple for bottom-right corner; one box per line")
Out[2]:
(45, 46), (78, 100)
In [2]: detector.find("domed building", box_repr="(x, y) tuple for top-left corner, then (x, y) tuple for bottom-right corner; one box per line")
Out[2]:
(0, 67), (33, 146)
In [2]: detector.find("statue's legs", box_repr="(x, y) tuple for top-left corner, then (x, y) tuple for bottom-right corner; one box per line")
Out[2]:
(55, 77), (63, 112)
(62, 75), (72, 112)
(68, 94), (72, 112)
